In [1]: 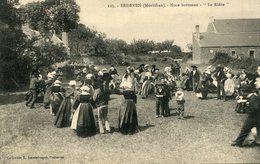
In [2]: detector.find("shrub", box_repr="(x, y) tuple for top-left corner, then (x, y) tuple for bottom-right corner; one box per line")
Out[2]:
(59, 64), (76, 80)
(135, 56), (142, 62)
(162, 58), (167, 61)
(182, 52), (192, 62)
(209, 52), (231, 66)
(209, 52), (260, 72)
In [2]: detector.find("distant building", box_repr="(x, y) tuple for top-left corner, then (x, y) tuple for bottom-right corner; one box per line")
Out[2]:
(22, 25), (70, 54)
(192, 18), (260, 64)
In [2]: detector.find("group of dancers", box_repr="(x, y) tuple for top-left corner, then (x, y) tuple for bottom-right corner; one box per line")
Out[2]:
(25, 62), (260, 145)
(25, 65), (139, 136)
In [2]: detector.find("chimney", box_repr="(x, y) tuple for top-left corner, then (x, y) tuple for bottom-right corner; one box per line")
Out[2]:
(195, 25), (200, 40)
(195, 25), (200, 33)
(209, 16), (215, 23)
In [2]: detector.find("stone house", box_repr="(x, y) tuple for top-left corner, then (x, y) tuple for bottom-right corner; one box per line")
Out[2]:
(192, 18), (260, 64)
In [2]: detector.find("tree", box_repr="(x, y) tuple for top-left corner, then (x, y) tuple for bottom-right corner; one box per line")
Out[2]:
(23, 39), (68, 67)
(130, 39), (155, 54)
(0, 0), (30, 89)
(155, 42), (162, 52)
(23, 0), (80, 33)
(69, 24), (96, 55)
(170, 45), (182, 54)
(22, 0), (80, 50)
(105, 39), (128, 55)
(69, 24), (114, 56)
(91, 32), (107, 56)
(161, 40), (174, 51)
(21, 1), (46, 31)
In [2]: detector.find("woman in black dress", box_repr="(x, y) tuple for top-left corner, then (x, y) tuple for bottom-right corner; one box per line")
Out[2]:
(49, 80), (65, 115)
(119, 88), (139, 135)
(54, 80), (76, 128)
(71, 86), (96, 137)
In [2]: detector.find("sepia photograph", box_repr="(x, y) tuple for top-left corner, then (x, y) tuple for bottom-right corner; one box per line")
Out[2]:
(0, 0), (260, 163)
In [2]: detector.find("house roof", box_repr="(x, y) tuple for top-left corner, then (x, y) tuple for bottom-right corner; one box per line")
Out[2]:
(196, 18), (260, 48)
(22, 25), (64, 46)
(209, 19), (260, 33)
(22, 24), (41, 39)
(51, 34), (64, 45)
(198, 32), (260, 48)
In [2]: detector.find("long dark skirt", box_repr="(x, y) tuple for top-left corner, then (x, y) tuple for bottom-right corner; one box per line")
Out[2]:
(71, 103), (96, 136)
(49, 93), (63, 115)
(140, 80), (152, 98)
(180, 76), (192, 91)
(118, 100), (138, 134)
(54, 98), (72, 128)
(201, 91), (208, 99)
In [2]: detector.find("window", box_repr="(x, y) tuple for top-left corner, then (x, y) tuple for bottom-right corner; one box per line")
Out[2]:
(231, 50), (236, 58)
(249, 49), (255, 58)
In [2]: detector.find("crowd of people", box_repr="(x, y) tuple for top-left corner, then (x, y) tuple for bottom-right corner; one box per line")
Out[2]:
(24, 61), (260, 147)
(25, 64), (139, 136)
(180, 64), (260, 147)
(180, 64), (259, 101)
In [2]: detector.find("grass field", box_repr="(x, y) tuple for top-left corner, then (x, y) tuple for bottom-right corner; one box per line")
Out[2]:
(0, 62), (259, 163)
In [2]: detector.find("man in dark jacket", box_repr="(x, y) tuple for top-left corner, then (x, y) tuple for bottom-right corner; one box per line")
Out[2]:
(109, 65), (119, 76)
(95, 86), (111, 134)
(215, 65), (227, 101)
(189, 65), (200, 92)
(163, 81), (172, 117)
(26, 71), (40, 108)
(231, 88), (260, 147)
(155, 83), (168, 117)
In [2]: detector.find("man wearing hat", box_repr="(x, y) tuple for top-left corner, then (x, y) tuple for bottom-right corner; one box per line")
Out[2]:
(26, 70), (41, 108)
(163, 80), (172, 117)
(102, 68), (113, 93)
(189, 65), (201, 92)
(214, 65), (227, 101)
(109, 65), (119, 76)
(138, 64), (145, 73)
(92, 67), (103, 101)
(109, 65), (119, 93)
(245, 71), (256, 88)
(43, 73), (55, 109)
(231, 85), (260, 147)
(95, 81), (111, 134)
(150, 64), (157, 76)
(171, 61), (181, 80)
(155, 81), (167, 118)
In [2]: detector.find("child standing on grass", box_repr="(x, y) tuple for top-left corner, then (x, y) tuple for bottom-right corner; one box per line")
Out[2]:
(155, 82), (167, 118)
(175, 88), (185, 120)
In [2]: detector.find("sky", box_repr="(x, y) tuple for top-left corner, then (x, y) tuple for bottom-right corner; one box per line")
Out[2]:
(20, 0), (260, 50)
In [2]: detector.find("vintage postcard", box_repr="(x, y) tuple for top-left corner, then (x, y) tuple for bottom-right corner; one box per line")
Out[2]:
(0, 0), (259, 163)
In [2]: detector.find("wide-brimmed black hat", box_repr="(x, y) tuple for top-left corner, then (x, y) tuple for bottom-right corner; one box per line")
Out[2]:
(191, 65), (197, 68)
